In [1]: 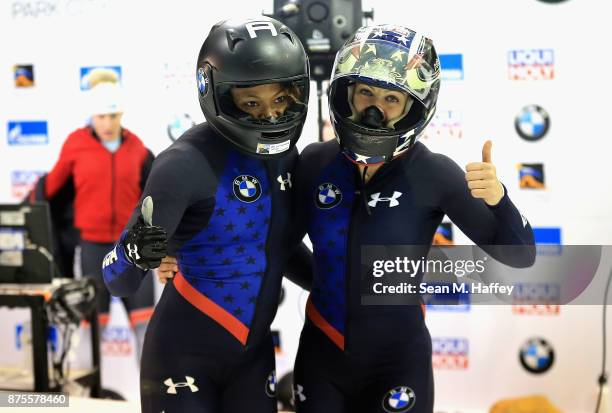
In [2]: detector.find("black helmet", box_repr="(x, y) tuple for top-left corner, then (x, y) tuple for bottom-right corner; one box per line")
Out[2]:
(197, 17), (310, 157)
(329, 24), (441, 165)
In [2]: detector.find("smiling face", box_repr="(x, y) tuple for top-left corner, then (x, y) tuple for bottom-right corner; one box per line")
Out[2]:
(230, 83), (294, 120)
(352, 82), (412, 124)
(91, 112), (122, 141)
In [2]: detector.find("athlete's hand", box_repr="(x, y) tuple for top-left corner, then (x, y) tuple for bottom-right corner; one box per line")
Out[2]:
(124, 196), (167, 270)
(465, 140), (504, 206)
(156, 256), (178, 284)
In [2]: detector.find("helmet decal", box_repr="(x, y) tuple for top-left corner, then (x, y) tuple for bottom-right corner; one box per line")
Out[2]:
(329, 24), (441, 165)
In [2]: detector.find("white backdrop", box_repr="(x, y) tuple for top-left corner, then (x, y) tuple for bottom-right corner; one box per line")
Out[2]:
(1, 0), (612, 411)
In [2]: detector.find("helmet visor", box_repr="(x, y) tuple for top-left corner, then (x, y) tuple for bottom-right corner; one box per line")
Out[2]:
(215, 77), (308, 128)
(332, 30), (440, 108)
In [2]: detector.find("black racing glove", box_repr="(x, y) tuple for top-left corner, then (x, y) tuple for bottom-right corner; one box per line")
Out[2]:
(123, 196), (167, 271)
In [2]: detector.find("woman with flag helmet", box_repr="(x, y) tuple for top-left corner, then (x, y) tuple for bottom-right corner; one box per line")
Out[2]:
(101, 16), (312, 412)
(292, 24), (535, 412)
(329, 24), (440, 166)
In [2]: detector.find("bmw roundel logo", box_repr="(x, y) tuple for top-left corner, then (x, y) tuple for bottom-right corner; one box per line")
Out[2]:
(264, 370), (276, 397)
(515, 105), (550, 141)
(519, 337), (555, 374)
(382, 386), (416, 413)
(197, 67), (209, 97)
(167, 113), (196, 142)
(316, 183), (342, 209)
(233, 175), (262, 203)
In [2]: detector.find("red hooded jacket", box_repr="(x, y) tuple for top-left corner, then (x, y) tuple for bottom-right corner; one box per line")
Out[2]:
(43, 127), (154, 243)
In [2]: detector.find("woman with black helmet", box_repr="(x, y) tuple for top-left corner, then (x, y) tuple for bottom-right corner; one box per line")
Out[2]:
(292, 24), (536, 412)
(101, 17), (311, 412)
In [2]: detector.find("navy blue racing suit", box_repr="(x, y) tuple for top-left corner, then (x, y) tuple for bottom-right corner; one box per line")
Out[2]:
(292, 140), (535, 413)
(102, 123), (311, 413)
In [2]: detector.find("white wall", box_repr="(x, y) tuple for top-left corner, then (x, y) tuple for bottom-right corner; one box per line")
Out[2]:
(1, 0), (611, 411)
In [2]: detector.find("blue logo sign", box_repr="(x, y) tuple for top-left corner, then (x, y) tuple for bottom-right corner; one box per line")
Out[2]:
(422, 109), (463, 140)
(0, 228), (26, 252)
(508, 49), (554, 80)
(10, 170), (44, 200)
(7, 121), (48, 145)
(424, 282), (471, 312)
(512, 283), (561, 304)
(533, 227), (562, 256)
(15, 323), (57, 351)
(102, 326), (133, 356)
(533, 227), (561, 244)
(518, 163), (545, 190)
(15, 323), (30, 350)
(439, 54), (463, 80)
(436, 224), (452, 239)
(432, 337), (469, 369)
(433, 222), (454, 245)
(80, 66), (122, 90)
(512, 282), (561, 315)
(14, 64), (34, 87)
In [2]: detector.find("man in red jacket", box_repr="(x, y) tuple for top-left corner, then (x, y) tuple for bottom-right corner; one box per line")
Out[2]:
(43, 79), (155, 360)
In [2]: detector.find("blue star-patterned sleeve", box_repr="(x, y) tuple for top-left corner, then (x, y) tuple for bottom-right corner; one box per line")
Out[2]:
(102, 144), (211, 296)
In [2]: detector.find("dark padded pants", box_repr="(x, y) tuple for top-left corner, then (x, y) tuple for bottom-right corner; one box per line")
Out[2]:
(140, 280), (277, 413)
(294, 320), (434, 413)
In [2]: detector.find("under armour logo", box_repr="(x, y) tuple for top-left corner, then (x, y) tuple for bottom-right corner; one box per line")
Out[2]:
(126, 243), (140, 261)
(164, 376), (199, 394)
(277, 173), (292, 191)
(102, 247), (118, 269)
(245, 21), (278, 39)
(368, 191), (403, 207)
(294, 384), (307, 402)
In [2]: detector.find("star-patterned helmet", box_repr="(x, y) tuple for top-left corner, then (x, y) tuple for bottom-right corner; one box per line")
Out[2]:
(329, 24), (441, 165)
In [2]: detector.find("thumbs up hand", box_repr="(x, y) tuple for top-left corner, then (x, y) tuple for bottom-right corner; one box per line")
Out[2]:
(465, 140), (504, 206)
(124, 196), (168, 270)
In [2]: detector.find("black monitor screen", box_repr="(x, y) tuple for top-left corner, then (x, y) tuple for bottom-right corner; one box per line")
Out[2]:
(0, 203), (54, 284)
